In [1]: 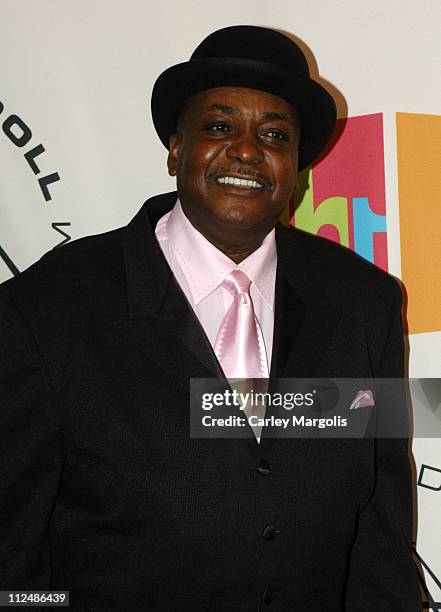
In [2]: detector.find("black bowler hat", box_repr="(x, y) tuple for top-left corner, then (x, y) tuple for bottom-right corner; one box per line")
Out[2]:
(151, 25), (337, 170)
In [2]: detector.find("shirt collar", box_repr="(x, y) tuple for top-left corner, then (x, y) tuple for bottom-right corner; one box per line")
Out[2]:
(164, 198), (276, 308)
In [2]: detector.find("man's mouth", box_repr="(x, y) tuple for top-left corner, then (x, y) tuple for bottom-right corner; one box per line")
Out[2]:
(215, 175), (264, 189)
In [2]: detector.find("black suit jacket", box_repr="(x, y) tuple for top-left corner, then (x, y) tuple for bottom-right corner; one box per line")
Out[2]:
(0, 191), (421, 610)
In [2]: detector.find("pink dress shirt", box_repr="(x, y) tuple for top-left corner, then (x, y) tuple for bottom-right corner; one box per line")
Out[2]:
(155, 198), (276, 374)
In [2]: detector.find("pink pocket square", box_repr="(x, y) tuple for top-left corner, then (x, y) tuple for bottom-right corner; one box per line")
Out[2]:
(349, 389), (375, 410)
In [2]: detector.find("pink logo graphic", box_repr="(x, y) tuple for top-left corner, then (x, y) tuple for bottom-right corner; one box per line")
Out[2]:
(286, 113), (388, 271)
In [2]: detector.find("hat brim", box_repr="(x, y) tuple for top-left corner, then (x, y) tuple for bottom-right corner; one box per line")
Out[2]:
(151, 57), (337, 170)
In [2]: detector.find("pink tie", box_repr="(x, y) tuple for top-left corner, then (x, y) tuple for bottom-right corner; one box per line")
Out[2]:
(214, 269), (269, 379)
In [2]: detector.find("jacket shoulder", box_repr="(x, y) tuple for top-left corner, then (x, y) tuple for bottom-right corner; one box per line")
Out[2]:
(0, 191), (176, 317)
(277, 223), (403, 344)
(0, 226), (125, 316)
(279, 223), (401, 300)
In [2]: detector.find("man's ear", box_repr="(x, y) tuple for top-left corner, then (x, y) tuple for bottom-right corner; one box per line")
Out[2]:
(167, 133), (180, 177)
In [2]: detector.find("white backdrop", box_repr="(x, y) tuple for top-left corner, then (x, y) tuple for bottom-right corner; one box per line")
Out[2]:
(1, 0), (440, 605)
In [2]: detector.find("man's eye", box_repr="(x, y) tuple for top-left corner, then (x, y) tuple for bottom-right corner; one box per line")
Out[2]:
(207, 122), (229, 132)
(265, 129), (288, 141)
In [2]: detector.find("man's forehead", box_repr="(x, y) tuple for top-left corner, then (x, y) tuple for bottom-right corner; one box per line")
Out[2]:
(183, 87), (299, 124)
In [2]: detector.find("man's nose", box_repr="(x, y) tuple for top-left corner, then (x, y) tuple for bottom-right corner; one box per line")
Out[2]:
(226, 131), (264, 164)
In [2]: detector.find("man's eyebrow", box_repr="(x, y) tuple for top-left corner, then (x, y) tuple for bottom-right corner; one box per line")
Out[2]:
(261, 111), (294, 124)
(205, 103), (237, 115)
(204, 104), (295, 126)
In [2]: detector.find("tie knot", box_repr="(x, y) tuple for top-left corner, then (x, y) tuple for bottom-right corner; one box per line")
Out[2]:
(221, 269), (251, 297)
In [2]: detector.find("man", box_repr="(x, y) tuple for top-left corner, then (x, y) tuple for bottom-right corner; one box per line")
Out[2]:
(0, 25), (421, 610)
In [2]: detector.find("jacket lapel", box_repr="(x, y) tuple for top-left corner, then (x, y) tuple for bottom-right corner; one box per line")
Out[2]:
(122, 191), (225, 390)
(259, 224), (342, 458)
(271, 224), (342, 380)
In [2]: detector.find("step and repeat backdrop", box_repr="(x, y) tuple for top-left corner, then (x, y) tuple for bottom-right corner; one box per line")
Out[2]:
(1, 0), (440, 605)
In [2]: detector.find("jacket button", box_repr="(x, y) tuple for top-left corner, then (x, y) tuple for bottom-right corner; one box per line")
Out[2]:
(262, 524), (279, 540)
(262, 586), (272, 604)
(257, 459), (271, 476)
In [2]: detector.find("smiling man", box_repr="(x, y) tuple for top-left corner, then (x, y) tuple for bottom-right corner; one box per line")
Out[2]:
(0, 25), (422, 611)
(167, 87), (300, 263)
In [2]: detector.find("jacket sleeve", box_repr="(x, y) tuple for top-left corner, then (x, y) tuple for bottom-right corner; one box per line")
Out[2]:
(345, 279), (422, 611)
(0, 284), (65, 588)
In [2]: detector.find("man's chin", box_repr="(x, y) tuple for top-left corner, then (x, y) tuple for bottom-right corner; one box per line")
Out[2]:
(213, 209), (267, 233)
(222, 207), (254, 226)
(180, 196), (275, 241)
(210, 197), (267, 222)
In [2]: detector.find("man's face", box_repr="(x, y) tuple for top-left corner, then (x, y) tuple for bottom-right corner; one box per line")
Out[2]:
(167, 87), (300, 257)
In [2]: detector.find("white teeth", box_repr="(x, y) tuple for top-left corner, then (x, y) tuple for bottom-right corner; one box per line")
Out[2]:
(217, 176), (263, 188)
